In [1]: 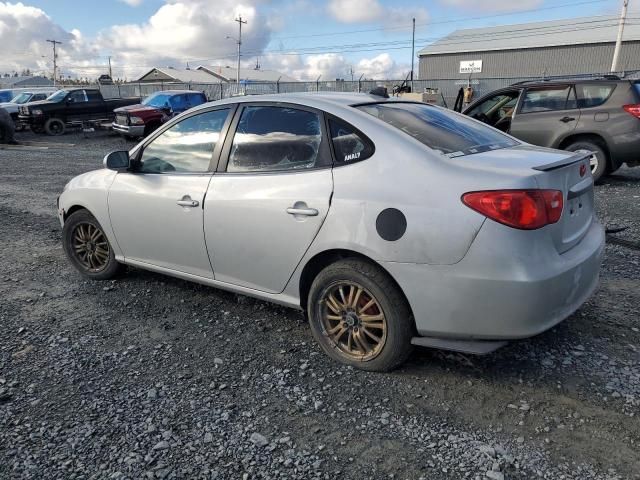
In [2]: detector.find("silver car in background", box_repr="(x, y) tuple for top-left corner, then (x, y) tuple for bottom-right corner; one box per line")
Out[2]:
(57, 92), (605, 371)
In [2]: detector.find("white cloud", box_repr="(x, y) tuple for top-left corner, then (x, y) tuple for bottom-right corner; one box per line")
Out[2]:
(261, 51), (408, 81)
(96, 0), (274, 78)
(327, 0), (428, 27)
(118, 0), (144, 6)
(0, 2), (97, 77)
(327, 0), (384, 24)
(0, 0), (411, 81)
(438, 0), (543, 13)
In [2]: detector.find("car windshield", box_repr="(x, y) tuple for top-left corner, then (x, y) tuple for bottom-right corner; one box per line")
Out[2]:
(356, 102), (519, 157)
(10, 93), (32, 104)
(47, 90), (69, 102)
(143, 93), (173, 108)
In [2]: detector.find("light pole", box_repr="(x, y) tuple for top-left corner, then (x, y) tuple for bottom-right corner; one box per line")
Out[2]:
(611, 0), (629, 73)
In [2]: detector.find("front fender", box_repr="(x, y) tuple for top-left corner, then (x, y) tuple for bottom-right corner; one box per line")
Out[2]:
(58, 169), (123, 260)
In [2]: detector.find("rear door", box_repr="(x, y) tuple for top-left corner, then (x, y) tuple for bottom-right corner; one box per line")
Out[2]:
(510, 85), (581, 148)
(203, 103), (334, 293)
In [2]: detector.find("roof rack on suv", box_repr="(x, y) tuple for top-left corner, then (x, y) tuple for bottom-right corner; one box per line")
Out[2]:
(510, 74), (622, 86)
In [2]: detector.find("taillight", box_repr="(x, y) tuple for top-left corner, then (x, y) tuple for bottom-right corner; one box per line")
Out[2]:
(623, 104), (640, 119)
(462, 190), (564, 230)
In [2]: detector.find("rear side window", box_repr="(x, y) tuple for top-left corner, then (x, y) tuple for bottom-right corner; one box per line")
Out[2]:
(577, 84), (615, 108)
(227, 106), (326, 172)
(356, 102), (517, 157)
(169, 94), (188, 111)
(87, 90), (101, 101)
(329, 118), (374, 165)
(521, 86), (576, 113)
(188, 92), (206, 106)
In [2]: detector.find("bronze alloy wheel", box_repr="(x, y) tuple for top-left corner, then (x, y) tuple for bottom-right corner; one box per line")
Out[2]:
(321, 282), (388, 361)
(71, 222), (110, 273)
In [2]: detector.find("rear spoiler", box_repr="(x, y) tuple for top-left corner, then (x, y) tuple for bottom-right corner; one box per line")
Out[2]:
(532, 151), (591, 172)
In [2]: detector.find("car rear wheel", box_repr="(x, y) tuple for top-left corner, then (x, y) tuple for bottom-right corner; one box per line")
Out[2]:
(307, 259), (414, 372)
(564, 140), (607, 182)
(45, 118), (65, 136)
(62, 210), (123, 280)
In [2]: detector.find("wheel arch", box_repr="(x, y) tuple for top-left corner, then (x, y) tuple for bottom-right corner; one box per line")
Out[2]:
(298, 248), (415, 321)
(557, 132), (610, 159)
(63, 204), (90, 222)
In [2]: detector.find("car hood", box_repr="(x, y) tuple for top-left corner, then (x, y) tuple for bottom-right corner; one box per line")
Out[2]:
(0, 102), (17, 108)
(22, 99), (58, 108)
(114, 104), (161, 114)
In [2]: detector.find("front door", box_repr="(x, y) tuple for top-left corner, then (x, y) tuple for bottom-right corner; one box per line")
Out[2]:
(510, 85), (581, 147)
(108, 107), (233, 278)
(204, 104), (334, 293)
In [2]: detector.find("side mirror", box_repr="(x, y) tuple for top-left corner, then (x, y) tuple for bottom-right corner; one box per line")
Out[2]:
(103, 150), (130, 170)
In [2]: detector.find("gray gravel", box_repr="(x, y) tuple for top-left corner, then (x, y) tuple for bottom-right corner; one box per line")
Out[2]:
(1, 130), (639, 479)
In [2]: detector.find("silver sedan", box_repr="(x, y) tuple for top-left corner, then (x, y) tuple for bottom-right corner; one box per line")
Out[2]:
(58, 92), (605, 371)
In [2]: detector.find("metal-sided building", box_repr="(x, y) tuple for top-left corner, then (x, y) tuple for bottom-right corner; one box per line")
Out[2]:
(418, 15), (640, 80)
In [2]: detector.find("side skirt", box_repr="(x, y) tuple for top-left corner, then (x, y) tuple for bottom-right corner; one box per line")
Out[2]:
(120, 258), (303, 310)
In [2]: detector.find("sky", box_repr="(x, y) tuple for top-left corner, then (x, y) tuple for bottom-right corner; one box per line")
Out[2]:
(0, 0), (627, 81)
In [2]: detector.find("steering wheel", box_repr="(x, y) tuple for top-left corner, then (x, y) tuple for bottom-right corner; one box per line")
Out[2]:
(493, 116), (512, 133)
(473, 113), (490, 124)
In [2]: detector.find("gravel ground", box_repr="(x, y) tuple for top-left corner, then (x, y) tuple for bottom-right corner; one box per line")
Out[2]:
(1, 130), (639, 480)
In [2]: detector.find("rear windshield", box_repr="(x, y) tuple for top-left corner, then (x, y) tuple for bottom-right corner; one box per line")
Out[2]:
(356, 102), (518, 157)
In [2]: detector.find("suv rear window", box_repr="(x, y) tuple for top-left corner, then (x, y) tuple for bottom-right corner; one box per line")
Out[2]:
(356, 102), (517, 157)
(576, 84), (615, 108)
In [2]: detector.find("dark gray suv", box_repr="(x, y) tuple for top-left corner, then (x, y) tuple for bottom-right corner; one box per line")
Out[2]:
(463, 79), (640, 181)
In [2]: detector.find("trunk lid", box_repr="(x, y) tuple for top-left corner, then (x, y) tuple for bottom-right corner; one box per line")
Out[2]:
(456, 145), (594, 254)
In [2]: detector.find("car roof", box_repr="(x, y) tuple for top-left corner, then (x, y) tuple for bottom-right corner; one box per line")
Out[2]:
(510, 78), (632, 89)
(193, 91), (398, 113)
(149, 90), (204, 95)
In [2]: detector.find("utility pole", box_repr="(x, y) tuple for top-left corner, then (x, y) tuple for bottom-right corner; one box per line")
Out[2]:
(46, 39), (62, 86)
(234, 15), (247, 85)
(410, 18), (416, 91)
(108, 56), (113, 78)
(611, 0), (629, 73)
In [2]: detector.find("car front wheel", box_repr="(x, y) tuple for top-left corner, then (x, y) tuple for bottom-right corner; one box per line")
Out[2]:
(307, 259), (414, 372)
(62, 209), (123, 280)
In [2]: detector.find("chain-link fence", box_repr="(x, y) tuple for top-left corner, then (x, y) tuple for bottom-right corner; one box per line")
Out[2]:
(57, 69), (640, 110)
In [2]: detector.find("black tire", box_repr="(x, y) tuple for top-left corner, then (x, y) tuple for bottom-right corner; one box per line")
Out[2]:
(62, 209), (124, 280)
(0, 125), (6, 143)
(44, 117), (65, 136)
(564, 140), (607, 182)
(307, 258), (414, 372)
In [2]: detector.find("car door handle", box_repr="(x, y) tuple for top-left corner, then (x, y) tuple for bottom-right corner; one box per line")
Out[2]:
(177, 197), (199, 207)
(286, 207), (319, 216)
(560, 116), (576, 123)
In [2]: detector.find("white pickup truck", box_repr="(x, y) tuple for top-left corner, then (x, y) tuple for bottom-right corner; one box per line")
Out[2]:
(0, 90), (55, 129)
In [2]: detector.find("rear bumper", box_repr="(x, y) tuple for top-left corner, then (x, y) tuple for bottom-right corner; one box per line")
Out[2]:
(383, 218), (605, 340)
(112, 123), (145, 137)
